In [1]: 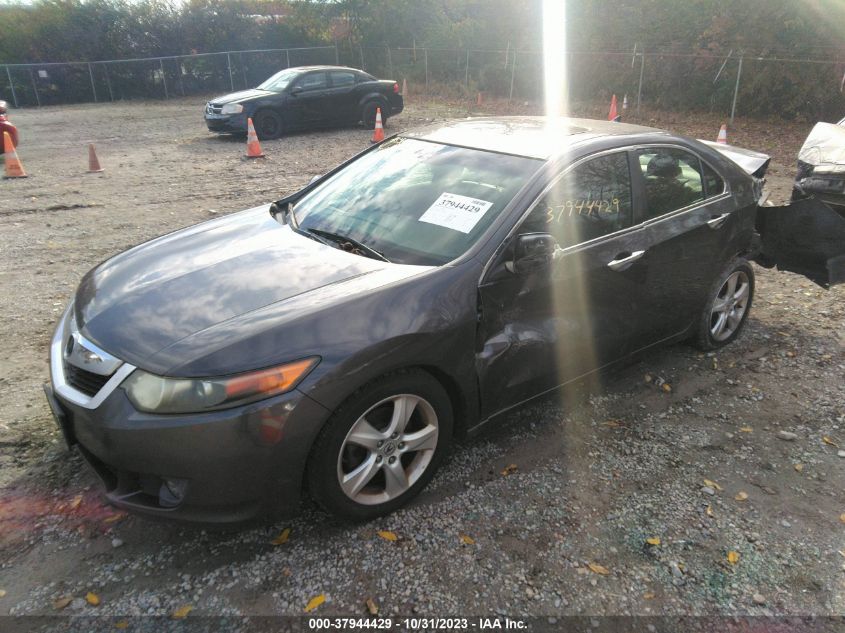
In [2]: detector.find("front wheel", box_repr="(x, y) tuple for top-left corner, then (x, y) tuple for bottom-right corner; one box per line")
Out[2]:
(694, 257), (755, 350)
(307, 370), (452, 521)
(253, 109), (283, 140)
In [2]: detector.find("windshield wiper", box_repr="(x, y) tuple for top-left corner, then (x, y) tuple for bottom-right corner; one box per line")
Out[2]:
(306, 228), (391, 263)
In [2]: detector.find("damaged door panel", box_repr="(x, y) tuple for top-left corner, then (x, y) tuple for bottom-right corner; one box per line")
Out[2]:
(755, 197), (845, 288)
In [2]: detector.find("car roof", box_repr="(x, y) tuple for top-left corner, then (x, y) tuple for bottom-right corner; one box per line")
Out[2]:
(289, 65), (367, 74)
(402, 116), (670, 160)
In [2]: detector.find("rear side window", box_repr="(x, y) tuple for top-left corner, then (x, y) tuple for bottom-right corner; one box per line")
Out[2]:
(702, 162), (725, 197)
(636, 148), (705, 220)
(520, 152), (633, 248)
(331, 71), (356, 87)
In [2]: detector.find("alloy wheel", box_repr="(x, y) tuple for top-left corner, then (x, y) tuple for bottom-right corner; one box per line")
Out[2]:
(337, 394), (439, 506)
(710, 270), (750, 342)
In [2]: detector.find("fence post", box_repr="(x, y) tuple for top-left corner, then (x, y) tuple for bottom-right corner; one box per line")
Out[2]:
(87, 62), (98, 102)
(335, 41), (339, 65)
(636, 50), (645, 115)
(5, 66), (18, 108)
(240, 53), (247, 89)
(103, 63), (114, 101)
(285, 49), (291, 69)
(29, 69), (41, 107)
(177, 58), (185, 96)
(386, 46), (393, 78)
(359, 45), (365, 71)
(730, 55), (743, 124)
(424, 48), (428, 90)
(226, 52), (234, 91)
(159, 58), (169, 98)
(509, 50), (517, 101)
(465, 49), (469, 86)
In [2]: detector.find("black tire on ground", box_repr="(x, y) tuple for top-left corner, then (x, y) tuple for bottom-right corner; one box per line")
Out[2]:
(253, 109), (283, 140)
(361, 101), (388, 129)
(306, 370), (453, 521)
(693, 257), (755, 351)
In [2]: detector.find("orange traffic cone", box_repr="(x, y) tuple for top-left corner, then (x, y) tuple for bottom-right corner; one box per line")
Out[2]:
(402, 78), (408, 99)
(716, 124), (728, 144)
(608, 94), (620, 122)
(87, 143), (104, 173)
(245, 117), (265, 158)
(3, 131), (26, 178)
(371, 107), (385, 143)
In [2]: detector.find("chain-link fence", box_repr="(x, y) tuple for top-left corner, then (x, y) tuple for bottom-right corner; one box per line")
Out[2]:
(3, 43), (845, 120)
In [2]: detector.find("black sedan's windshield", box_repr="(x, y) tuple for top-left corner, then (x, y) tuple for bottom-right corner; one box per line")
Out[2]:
(292, 138), (542, 265)
(258, 68), (300, 92)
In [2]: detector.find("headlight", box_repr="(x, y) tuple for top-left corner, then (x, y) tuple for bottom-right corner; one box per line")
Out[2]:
(221, 103), (243, 115)
(122, 358), (319, 414)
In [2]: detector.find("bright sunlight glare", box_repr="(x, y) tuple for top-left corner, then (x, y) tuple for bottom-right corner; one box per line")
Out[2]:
(542, 0), (568, 120)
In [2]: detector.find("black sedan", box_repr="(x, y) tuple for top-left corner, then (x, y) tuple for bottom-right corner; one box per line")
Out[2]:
(204, 65), (404, 139)
(45, 117), (845, 523)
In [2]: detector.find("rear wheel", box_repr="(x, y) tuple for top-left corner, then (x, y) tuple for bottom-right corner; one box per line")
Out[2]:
(253, 109), (283, 140)
(307, 370), (452, 521)
(694, 258), (754, 350)
(361, 101), (387, 129)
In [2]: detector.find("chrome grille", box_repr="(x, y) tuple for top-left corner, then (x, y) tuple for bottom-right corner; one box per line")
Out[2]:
(64, 362), (110, 397)
(206, 102), (223, 115)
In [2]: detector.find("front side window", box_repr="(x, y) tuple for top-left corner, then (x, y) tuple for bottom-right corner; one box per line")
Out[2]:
(637, 148), (705, 219)
(294, 72), (328, 92)
(520, 152), (633, 248)
(291, 138), (542, 265)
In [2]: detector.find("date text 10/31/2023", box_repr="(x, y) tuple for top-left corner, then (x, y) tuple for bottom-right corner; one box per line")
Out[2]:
(307, 616), (528, 630)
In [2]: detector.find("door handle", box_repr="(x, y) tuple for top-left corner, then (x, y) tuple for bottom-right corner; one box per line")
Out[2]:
(707, 213), (731, 229)
(607, 250), (645, 272)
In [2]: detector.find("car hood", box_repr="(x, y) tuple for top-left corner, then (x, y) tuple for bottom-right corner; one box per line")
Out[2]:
(76, 205), (431, 372)
(798, 122), (845, 173)
(210, 89), (272, 105)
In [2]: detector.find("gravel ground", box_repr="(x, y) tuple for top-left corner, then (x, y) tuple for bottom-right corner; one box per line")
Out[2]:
(0, 96), (843, 626)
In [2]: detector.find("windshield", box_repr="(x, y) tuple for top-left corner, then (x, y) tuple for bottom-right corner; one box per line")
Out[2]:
(258, 68), (300, 92)
(292, 137), (542, 265)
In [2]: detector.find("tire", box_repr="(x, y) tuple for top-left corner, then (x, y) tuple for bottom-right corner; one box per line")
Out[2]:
(361, 101), (388, 129)
(306, 370), (453, 521)
(253, 109), (283, 140)
(693, 257), (755, 350)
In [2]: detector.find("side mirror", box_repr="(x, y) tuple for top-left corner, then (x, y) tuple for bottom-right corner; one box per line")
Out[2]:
(510, 233), (559, 275)
(309, 174), (322, 185)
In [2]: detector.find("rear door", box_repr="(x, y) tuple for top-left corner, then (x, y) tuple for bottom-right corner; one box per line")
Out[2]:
(629, 146), (750, 347)
(756, 197), (845, 287)
(326, 70), (359, 124)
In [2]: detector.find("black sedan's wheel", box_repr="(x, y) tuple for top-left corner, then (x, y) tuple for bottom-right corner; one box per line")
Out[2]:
(307, 370), (452, 520)
(253, 109), (283, 140)
(694, 258), (754, 350)
(361, 101), (387, 129)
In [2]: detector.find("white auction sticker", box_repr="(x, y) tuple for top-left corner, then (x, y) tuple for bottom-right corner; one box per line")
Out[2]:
(418, 192), (494, 234)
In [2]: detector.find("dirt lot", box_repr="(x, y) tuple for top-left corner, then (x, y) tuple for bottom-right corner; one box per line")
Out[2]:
(0, 97), (843, 626)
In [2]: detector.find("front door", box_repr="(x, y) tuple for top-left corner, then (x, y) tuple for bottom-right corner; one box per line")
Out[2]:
(286, 72), (330, 127)
(477, 150), (649, 418)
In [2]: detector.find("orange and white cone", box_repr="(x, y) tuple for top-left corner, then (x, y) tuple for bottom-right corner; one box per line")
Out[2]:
(716, 124), (728, 144)
(371, 107), (385, 143)
(246, 117), (265, 158)
(87, 143), (104, 173)
(3, 131), (26, 178)
(608, 94), (620, 122)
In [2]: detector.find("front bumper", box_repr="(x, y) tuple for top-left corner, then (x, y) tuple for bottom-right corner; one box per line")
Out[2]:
(46, 307), (331, 524)
(204, 112), (248, 133)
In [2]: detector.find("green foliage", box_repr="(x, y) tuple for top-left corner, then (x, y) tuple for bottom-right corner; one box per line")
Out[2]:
(0, 0), (843, 119)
